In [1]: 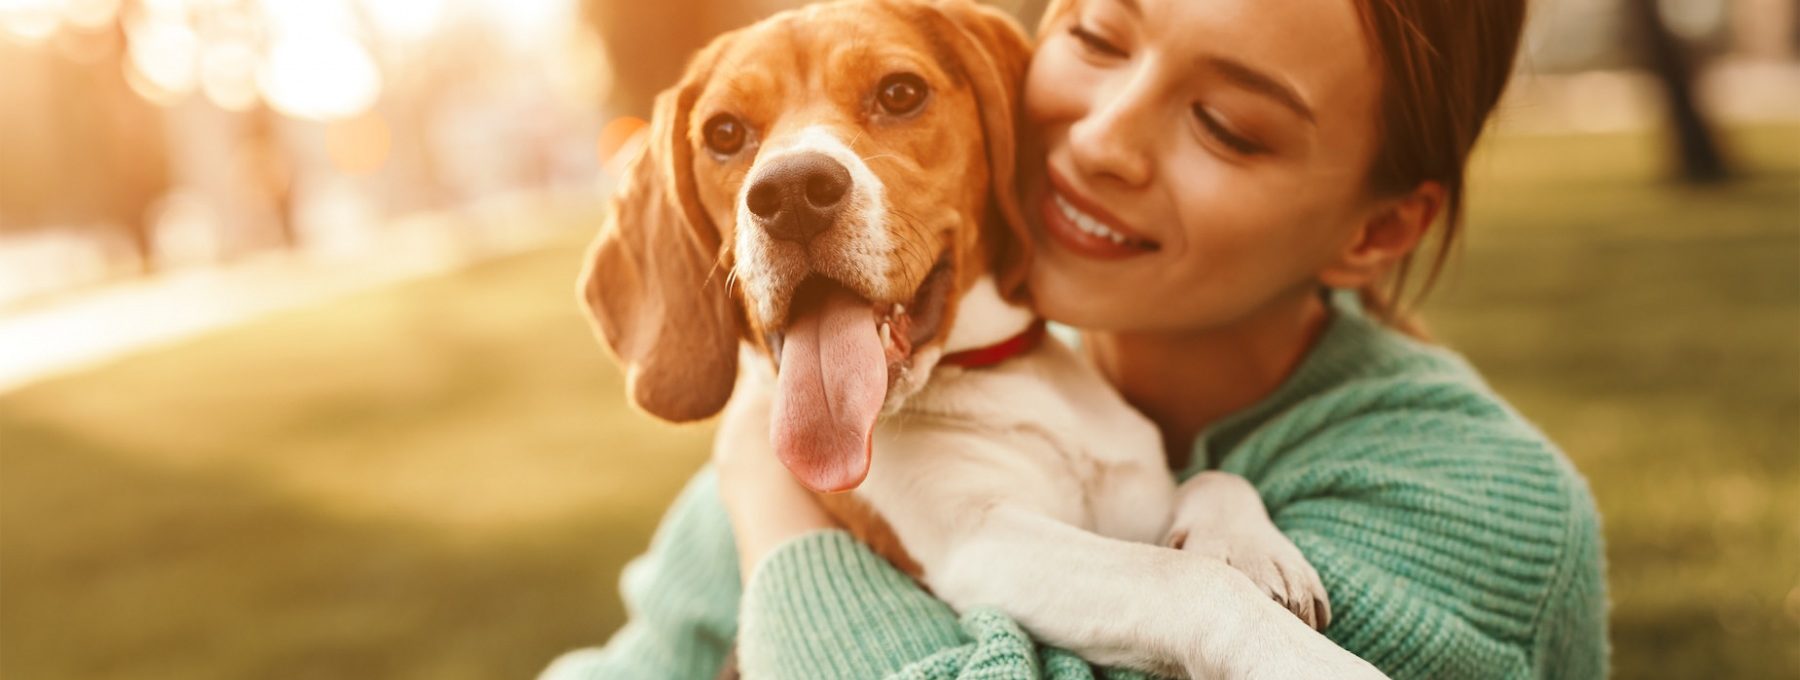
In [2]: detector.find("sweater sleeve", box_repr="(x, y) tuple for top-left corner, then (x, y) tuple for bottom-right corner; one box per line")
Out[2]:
(1218, 386), (1609, 679)
(539, 467), (743, 680)
(738, 530), (1155, 680)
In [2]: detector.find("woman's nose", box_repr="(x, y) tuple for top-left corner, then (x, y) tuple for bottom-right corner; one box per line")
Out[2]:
(1068, 70), (1157, 189)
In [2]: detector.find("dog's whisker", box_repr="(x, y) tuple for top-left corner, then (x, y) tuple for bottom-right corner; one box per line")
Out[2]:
(704, 243), (737, 290)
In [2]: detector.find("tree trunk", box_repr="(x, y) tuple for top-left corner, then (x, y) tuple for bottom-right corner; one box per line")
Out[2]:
(1626, 0), (1730, 183)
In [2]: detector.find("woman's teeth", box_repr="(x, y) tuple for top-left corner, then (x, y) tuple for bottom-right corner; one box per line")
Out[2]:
(1052, 192), (1152, 248)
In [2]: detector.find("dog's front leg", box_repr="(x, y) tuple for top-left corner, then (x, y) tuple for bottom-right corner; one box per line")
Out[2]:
(1162, 471), (1332, 631)
(930, 505), (1386, 680)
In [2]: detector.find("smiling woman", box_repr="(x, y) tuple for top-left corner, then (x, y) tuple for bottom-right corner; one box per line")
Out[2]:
(1022, 0), (1525, 344)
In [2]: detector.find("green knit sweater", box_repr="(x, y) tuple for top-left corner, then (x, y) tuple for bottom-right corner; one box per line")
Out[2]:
(541, 291), (1609, 679)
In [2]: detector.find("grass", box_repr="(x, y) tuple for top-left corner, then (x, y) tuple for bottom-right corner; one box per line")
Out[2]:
(0, 230), (716, 679)
(1425, 123), (1800, 678)
(2, 124), (1797, 679)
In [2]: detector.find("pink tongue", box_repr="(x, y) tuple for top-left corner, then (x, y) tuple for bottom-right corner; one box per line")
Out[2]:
(772, 289), (887, 493)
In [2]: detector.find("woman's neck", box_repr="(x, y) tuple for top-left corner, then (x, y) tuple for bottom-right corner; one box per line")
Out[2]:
(1083, 287), (1333, 471)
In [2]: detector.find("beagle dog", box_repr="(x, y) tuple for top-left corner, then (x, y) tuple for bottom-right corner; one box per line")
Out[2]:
(580, 0), (1384, 677)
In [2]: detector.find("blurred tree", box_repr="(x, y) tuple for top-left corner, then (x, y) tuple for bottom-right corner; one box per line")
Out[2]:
(578, 0), (789, 118)
(1626, 0), (1731, 183)
(242, 106), (297, 250)
(0, 19), (171, 274)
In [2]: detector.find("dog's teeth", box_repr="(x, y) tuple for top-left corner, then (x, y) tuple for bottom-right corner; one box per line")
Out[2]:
(880, 322), (892, 346)
(894, 303), (905, 317)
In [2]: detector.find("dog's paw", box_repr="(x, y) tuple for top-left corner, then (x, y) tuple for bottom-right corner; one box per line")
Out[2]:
(1163, 472), (1332, 631)
(1167, 524), (1331, 631)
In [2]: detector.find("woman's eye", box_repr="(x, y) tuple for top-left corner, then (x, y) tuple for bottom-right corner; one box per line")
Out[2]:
(1192, 105), (1266, 156)
(1069, 24), (1126, 58)
(876, 73), (929, 115)
(703, 113), (747, 155)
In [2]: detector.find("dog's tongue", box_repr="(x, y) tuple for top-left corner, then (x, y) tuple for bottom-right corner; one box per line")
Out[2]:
(772, 288), (887, 493)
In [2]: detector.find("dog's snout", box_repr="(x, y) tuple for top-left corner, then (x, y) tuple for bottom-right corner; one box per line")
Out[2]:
(745, 152), (852, 243)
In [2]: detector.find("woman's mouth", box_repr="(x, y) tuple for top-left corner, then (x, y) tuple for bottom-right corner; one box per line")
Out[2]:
(1040, 175), (1160, 260)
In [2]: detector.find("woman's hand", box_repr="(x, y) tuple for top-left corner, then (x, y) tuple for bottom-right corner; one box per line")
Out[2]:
(712, 384), (839, 583)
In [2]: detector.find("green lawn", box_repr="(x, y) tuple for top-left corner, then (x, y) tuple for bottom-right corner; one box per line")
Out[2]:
(2, 125), (1797, 679)
(1427, 124), (1800, 678)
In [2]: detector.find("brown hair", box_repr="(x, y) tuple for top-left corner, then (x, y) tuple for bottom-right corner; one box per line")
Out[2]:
(1032, 0), (1528, 338)
(1352, 0), (1528, 337)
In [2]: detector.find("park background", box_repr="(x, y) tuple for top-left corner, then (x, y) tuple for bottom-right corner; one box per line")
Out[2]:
(0, 0), (1796, 677)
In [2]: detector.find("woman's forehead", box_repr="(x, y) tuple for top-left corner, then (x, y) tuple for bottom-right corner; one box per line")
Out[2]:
(1087, 0), (1379, 118)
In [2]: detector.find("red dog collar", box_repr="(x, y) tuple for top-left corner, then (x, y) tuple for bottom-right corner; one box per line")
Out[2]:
(939, 319), (1048, 369)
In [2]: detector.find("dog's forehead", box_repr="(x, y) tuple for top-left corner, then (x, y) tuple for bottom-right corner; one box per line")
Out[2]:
(698, 2), (955, 111)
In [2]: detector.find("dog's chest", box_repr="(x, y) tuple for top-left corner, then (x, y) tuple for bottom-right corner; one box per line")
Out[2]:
(847, 348), (1169, 575)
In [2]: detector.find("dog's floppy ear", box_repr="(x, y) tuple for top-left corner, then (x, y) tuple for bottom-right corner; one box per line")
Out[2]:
(579, 41), (741, 423)
(930, 0), (1035, 303)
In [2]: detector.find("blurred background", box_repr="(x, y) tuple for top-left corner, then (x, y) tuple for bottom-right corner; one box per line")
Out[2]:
(0, 0), (1795, 677)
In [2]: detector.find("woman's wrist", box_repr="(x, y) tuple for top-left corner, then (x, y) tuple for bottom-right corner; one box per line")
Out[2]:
(711, 383), (841, 583)
(722, 483), (838, 583)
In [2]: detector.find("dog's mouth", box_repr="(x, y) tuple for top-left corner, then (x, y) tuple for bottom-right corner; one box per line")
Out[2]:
(763, 256), (954, 494)
(767, 258), (953, 375)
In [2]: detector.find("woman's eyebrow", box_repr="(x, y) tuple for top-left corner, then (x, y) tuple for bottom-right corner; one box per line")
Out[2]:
(1200, 56), (1317, 125)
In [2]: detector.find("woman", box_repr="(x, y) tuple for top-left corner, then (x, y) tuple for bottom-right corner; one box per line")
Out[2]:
(545, 0), (1608, 677)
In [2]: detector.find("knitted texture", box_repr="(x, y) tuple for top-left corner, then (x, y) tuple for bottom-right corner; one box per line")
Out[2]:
(540, 291), (1609, 679)
(540, 469), (743, 680)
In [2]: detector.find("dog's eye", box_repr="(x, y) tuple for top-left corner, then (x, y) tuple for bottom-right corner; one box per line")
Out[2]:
(876, 73), (928, 115)
(703, 114), (746, 155)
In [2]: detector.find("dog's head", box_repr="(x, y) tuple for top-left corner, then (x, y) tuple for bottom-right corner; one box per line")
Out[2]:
(581, 0), (1032, 491)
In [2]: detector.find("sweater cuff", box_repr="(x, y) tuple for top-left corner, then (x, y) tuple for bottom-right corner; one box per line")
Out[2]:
(739, 530), (967, 679)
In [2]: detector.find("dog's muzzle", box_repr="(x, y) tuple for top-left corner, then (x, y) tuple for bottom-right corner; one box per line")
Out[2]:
(745, 152), (853, 244)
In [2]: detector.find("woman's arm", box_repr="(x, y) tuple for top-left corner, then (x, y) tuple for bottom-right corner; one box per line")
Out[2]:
(714, 382), (1034, 678)
(736, 529), (1160, 680)
(1221, 407), (1609, 679)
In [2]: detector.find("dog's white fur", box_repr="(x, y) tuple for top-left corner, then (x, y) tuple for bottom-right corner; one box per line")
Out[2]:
(730, 123), (1386, 677)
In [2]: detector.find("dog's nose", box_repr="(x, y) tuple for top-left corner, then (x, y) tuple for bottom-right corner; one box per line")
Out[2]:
(745, 153), (852, 243)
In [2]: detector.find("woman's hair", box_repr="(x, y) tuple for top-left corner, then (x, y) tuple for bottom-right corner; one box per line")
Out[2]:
(1351, 0), (1527, 336)
(1032, 0), (1528, 338)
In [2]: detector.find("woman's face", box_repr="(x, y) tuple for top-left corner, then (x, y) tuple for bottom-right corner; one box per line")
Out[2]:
(1020, 0), (1386, 332)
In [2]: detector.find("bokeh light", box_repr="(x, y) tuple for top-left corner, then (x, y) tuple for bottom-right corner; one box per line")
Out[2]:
(61, 0), (118, 29)
(199, 40), (259, 111)
(258, 29), (380, 120)
(0, 0), (63, 43)
(125, 15), (199, 96)
(364, 0), (443, 42)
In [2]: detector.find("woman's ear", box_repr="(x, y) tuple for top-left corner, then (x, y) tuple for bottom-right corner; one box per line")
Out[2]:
(1318, 181), (1445, 290)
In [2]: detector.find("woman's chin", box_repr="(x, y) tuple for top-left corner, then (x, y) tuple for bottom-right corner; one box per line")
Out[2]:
(1027, 260), (1141, 330)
